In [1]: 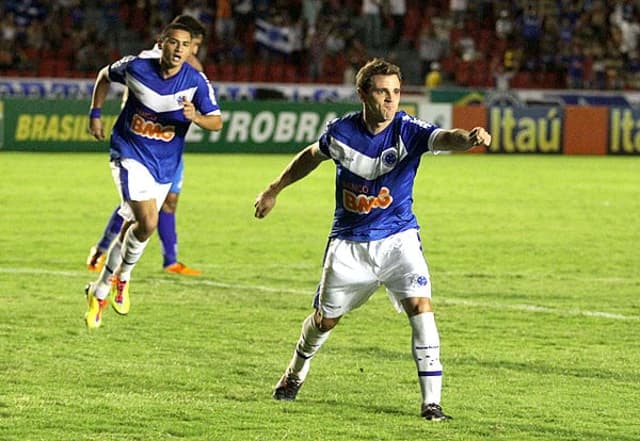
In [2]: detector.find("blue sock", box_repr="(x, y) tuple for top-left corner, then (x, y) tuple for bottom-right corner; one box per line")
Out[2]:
(158, 211), (177, 267)
(98, 207), (124, 252)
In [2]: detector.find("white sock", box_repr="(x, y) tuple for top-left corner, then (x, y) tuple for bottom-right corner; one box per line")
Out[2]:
(93, 237), (123, 300)
(409, 312), (443, 405)
(287, 313), (332, 382)
(118, 226), (149, 281)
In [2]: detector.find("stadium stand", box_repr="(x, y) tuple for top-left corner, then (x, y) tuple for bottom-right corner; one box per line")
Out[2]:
(0, 0), (637, 89)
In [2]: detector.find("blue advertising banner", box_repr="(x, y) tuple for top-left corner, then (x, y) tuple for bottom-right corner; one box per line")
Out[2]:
(0, 78), (358, 102)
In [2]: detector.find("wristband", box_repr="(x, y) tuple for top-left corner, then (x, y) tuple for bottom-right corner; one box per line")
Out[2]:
(89, 108), (101, 119)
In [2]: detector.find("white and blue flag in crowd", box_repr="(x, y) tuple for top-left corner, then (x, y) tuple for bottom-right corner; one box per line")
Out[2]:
(254, 18), (302, 54)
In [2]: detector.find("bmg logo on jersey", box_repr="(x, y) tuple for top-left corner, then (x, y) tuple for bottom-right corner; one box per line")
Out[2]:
(343, 186), (393, 214)
(131, 114), (176, 141)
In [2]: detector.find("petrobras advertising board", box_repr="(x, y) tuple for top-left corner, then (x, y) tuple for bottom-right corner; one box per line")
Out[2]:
(0, 98), (359, 152)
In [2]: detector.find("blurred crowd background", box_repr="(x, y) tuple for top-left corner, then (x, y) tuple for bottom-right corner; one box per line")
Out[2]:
(1, 0), (640, 90)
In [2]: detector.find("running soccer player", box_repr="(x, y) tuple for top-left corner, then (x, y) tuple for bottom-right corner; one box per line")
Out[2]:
(254, 58), (491, 421)
(85, 22), (223, 329)
(87, 15), (206, 276)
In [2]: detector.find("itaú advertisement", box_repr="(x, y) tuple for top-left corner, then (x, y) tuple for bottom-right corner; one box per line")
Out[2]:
(488, 106), (563, 154)
(454, 104), (640, 155)
(609, 107), (640, 154)
(486, 105), (640, 155)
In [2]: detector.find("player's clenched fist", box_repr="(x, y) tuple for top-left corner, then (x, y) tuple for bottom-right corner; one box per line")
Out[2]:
(89, 118), (105, 140)
(469, 127), (491, 147)
(254, 189), (277, 218)
(182, 98), (197, 121)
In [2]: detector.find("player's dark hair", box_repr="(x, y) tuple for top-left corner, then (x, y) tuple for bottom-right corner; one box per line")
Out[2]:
(172, 14), (206, 38)
(356, 58), (403, 93)
(160, 22), (194, 40)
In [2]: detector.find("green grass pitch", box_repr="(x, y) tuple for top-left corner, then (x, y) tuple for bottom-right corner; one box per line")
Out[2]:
(1, 152), (638, 440)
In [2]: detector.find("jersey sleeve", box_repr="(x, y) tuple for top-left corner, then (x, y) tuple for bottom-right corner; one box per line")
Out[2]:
(427, 128), (444, 154)
(108, 55), (137, 85)
(318, 131), (331, 157)
(399, 113), (442, 155)
(318, 116), (340, 157)
(193, 71), (221, 116)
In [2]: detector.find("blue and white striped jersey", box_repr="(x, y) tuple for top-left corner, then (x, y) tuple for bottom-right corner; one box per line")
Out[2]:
(318, 110), (442, 242)
(107, 56), (221, 183)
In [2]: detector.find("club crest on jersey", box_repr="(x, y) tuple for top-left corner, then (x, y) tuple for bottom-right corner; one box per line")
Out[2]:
(381, 147), (399, 167)
(343, 186), (393, 214)
(131, 114), (176, 141)
(412, 274), (429, 287)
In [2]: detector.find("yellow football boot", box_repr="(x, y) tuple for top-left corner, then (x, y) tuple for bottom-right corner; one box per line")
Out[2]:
(85, 283), (109, 329)
(110, 278), (130, 315)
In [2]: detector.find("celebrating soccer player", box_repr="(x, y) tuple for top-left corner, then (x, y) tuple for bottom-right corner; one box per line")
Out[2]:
(86, 15), (208, 276)
(85, 22), (223, 329)
(254, 58), (491, 421)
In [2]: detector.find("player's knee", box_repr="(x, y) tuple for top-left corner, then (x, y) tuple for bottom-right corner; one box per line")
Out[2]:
(403, 297), (433, 316)
(161, 193), (179, 213)
(135, 216), (158, 240)
(315, 310), (340, 331)
(319, 319), (338, 332)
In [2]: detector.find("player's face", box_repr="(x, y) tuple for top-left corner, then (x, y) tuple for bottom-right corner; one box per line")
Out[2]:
(362, 74), (401, 123)
(160, 29), (192, 68)
(191, 35), (203, 56)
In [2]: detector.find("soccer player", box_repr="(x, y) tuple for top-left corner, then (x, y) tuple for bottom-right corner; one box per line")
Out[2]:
(254, 58), (491, 421)
(87, 15), (207, 276)
(85, 22), (223, 329)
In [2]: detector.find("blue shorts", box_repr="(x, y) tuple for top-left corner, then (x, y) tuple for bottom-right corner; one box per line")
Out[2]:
(169, 159), (184, 194)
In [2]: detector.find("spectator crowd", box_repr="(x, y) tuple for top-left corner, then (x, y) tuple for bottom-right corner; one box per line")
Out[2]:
(1, 0), (640, 90)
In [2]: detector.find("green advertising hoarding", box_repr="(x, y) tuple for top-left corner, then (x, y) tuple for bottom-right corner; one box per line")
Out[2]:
(0, 99), (360, 153)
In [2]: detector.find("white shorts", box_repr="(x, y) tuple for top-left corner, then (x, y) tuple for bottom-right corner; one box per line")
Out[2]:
(110, 158), (172, 222)
(315, 228), (432, 318)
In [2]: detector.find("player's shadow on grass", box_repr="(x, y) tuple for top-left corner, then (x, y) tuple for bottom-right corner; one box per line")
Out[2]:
(301, 397), (411, 417)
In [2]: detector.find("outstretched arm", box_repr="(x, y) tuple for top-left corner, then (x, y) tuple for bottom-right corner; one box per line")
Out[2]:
(88, 66), (112, 140)
(254, 142), (328, 218)
(433, 127), (492, 151)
